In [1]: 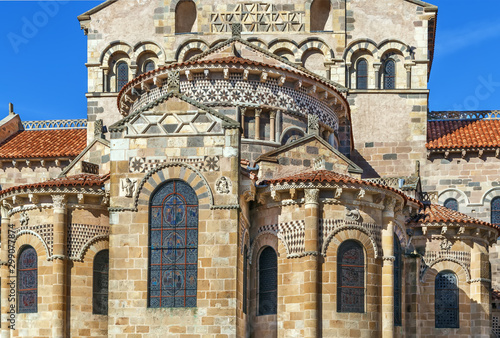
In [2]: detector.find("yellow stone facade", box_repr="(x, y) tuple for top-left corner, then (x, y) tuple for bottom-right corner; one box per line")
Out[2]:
(0, 0), (499, 337)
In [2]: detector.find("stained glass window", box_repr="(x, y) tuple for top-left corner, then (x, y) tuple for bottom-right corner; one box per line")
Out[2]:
(383, 59), (396, 89)
(394, 237), (402, 326)
(356, 59), (368, 89)
(492, 197), (500, 226)
(435, 271), (459, 328)
(144, 61), (155, 73)
(444, 198), (458, 211)
(258, 247), (277, 316)
(243, 245), (248, 314)
(337, 240), (364, 313)
(18, 246), (37, 313)
(148, 180), (198, 308)
(116, 62), (128, 91)
(93, 250), (109, 315)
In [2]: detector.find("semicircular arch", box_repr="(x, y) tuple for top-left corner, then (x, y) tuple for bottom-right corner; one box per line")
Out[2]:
(100, 42), (133, 65)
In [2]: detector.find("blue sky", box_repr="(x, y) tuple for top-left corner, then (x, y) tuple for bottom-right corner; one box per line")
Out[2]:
(0, 0), (499, 121)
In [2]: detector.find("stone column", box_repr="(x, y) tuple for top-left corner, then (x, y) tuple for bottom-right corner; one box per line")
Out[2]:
(470, 241), (491, 337)
(304, 188), (320, 338)
(381, 197), (396, 338)
(269, 111), (276, 142)
(51, 195), (67, 338)
(254, 109), (261, 140)
(240, 107), (246, 138)
(345, 62), (352, 89)
(275, 110), (282, 143)
(405, 65), (412, 89)
(374, 63), (382, 89)
(1, 204), (11, 338)
(102, 67), (109, 92)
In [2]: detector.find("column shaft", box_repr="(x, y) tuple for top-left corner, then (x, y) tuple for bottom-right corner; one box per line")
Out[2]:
(254, 109), (261, 140)
(381, 216), (394, 338)
(303, 189), (320, 338)
(52, 197), (67, 338)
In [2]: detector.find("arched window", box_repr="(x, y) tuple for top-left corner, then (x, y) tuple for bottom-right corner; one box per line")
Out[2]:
(310, 0), (332, 32)
(444, 198), (459, 212)
(148, 180), (198, 308)
(394, 237), (402, 326)
(175, 1), (197, 34)
(492, 197), (500, 226)
(337, 240), (364, 313)
(435, 271), (459, 328)
(258, 246), (277, 316)
(281, 128), (305, 145)
(18, 246), (37, 313)
(144, 60), (155, 73)
(116, 62), (129, 92)
(356, 59), (368, 89)
(383, 59), (396, 89)
(93, 250), (109, 315)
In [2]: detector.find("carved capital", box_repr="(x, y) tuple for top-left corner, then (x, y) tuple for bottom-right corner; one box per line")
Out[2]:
(51, 195), (67, 210)
(304, 188), (319, 204)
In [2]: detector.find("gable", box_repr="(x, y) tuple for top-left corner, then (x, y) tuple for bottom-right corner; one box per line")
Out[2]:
(256, 134), (362, 181)
(110, 92), (239, 135)
(60, 138), (110, 177)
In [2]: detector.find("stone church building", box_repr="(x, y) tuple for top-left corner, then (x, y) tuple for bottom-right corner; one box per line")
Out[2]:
(0, 0), (499, 337)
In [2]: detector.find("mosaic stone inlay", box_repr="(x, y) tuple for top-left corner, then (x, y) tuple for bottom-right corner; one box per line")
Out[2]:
(129, 156), (220, 173)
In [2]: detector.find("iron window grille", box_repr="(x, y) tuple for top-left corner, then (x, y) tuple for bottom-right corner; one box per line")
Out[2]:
(435, 271), (459, 328)
(444, 198), (459, 211)
(383, 60), (396, 89)
(116, 62), (129, 92)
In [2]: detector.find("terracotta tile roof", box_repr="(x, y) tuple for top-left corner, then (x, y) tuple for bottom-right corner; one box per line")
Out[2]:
(411, 203), (498, 229)
(264, 169), (421, 204)
(427, 119), (500, 150)
(0, 129), (87, 159)
(0, 173), (110, 196)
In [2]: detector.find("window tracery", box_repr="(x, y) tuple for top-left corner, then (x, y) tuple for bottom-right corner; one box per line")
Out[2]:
(18, 246), (37, 313)
(435, 271), (459, 328)
(148, 179), (198, 308)
(337, 240), (364, 313)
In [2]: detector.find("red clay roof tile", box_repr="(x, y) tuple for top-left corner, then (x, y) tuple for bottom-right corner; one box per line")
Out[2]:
(412, 203), (499, 230)
(265, 169), (420, 204)
(0, 173), (109, 196)
(0, 129), (86, 159)
(427, 120), (500, 150)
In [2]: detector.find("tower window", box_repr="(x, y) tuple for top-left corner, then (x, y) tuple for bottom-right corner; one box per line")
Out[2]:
(116, 62), (129, 91)
(492, 197), (500, 226)
(444, 198), (458, 211)
(356, 59), (368, 89)
(383, 60), (396, 89)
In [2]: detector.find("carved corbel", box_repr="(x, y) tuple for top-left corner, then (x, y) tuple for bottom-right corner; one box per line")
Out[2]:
(223, 68), (229, 80)
(478, 149), (484, 158)
(154, 76), (164, 87)
(77, 193), (85, 204)
(444, 151), (450, 159)
(12, 160), (17, 167)
(278, 75), (286, 86)
(204, 69), (210, 80)
(461, 149), (467, 159)
(270, 190), (280, 202)
(257, 193), (266, 205)
(55, 159), (60, 167)
(260, 72), (268, 83)
(102, 191), (110, 206)
(308, 85), (316, 95)
(289, 188), (297, 200)
(457, 226), (465, 235)
(243, 69), (249, 81)
(294, 80), (302, 90)
(356, 189), (365, 200)
(28, 194), (39, 204)
(243, 190), (255, 202)
(374, 193), (385, 204)
(26, 160), (31, 167)
(141, 81), (150, 92)
(441, 226), (448, 235)
(40, 159), (45, 167)
(335, 187), (343, 199)
(422, 226), (428, 235)
(496, 148), (500, 158)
